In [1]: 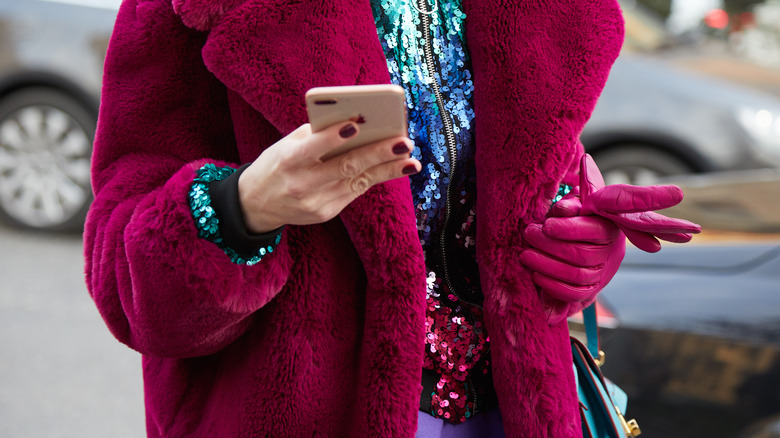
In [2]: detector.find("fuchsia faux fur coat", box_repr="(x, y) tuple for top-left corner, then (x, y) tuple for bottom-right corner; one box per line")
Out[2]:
(84, 0), (624, 436)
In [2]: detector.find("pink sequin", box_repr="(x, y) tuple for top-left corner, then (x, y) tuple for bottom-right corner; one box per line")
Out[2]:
(423, 271), (489, 423)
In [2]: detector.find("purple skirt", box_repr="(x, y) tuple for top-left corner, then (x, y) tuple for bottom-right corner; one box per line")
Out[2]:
(416, 410), (505, 438)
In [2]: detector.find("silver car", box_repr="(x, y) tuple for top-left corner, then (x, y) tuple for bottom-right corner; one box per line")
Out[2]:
(0, 0), (118, 231)
(584, 54), (780, 186)
(584, 1), (780, 185)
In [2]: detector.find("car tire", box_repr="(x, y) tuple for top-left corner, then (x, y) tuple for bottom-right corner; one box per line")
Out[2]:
(0, 87), (95, 232)
(592, 145), (694, 186)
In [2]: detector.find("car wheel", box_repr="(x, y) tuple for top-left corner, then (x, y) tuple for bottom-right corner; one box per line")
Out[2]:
(0, 88), (94, 232)
(592, 145), (694, 186)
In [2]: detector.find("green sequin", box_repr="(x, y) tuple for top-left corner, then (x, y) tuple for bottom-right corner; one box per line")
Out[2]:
(188, 164), (282, 266)
(552, 184), (574, 205)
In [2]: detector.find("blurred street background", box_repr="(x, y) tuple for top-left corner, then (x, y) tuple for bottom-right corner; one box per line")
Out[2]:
(0, 224), (144, 438)
(1, 0), (780, 437)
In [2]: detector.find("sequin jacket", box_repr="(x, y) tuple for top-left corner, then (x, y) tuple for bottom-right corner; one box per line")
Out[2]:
(83, 0), (623, 436)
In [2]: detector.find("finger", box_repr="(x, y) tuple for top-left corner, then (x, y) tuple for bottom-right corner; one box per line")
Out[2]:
(298, 120), (362, 162)
(523, 224), (612, 267)
(587, 184), (684, 213)
(550, 195), (581, 218)
(579, 154), (605, 200)
(315, 135), (414, 185)
(621, 227), (661, 253)
(542, 216), (620, 245)
(532, 271), (600, 303)
(656, 232), (693, 243)
(541, 294), (570, 325)
(604, 211), (702, 235)
(519, 249), (602, 286)
(331, 156), (421, 200)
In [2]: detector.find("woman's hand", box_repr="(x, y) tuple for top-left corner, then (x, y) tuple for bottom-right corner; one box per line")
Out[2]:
(519, 194), (626, 324)
(238, 121), (421, 233)
(520, 154), (701, 324)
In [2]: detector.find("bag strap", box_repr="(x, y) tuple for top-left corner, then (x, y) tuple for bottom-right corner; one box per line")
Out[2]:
(579, 156), (603, 361)
(583, 303), (600, 359)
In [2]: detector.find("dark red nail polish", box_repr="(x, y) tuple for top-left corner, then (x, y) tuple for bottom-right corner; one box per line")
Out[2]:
(402, 164), (419, 175)
(339, 124), (357, 138)
(393, 142), (409, 155)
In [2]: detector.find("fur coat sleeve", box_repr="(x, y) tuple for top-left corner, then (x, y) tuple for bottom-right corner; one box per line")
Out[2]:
(84, 0), (295, 358)
(86, 1), (429, 436)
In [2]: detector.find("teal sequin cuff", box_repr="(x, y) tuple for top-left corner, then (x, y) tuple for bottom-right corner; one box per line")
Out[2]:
(188, 164), (281, 266)
(552, 184), (573, 205)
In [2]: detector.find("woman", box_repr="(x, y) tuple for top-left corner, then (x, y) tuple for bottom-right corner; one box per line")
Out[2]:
(84, 0), (696, 436)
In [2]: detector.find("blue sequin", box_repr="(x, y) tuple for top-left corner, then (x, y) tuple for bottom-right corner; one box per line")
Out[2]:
(372, 0), (475, 249)
(374, 0), (486, 424)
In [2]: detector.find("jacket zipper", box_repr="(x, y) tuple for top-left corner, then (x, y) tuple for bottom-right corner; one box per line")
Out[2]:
(419, 1), (485, 415)
(419, 0), (461, 304)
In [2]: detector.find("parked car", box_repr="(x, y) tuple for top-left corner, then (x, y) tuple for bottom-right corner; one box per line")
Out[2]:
(581, 241), (780, 438)
(583, 1), (780, 186)
(0, 0), (118, 231)
(568, 171), (780, 438)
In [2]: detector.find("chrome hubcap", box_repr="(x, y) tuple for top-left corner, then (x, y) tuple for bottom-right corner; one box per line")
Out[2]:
(0, 105), (91, 228)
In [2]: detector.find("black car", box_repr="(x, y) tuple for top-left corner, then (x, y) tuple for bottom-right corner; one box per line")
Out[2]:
(573, 240), (780, 438)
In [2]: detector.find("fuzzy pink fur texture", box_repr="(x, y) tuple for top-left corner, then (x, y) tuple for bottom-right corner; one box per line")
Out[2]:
(84, 0), (623, 436)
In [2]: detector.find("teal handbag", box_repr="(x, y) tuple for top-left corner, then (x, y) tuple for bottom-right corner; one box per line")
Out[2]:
(572, 304), (641, 438)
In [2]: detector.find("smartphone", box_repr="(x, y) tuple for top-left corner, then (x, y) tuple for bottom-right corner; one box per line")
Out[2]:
(306, 84), (408, 160)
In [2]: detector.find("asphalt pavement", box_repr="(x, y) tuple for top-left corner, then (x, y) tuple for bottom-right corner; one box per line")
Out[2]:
(0, 225), (144, 438)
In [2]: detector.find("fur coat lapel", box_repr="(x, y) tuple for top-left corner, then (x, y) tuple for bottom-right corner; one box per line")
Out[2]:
(464, 1), (624, 434)
(194, 1), (429, 435)
(172, 0), (624, 435)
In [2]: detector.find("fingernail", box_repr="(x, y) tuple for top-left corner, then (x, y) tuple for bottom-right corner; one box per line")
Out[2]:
(339, 124), (357, 138)
(402, 164), (419, 175)
(393, 142), (410, 155)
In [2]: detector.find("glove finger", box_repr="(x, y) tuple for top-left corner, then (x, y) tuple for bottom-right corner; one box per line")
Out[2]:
(579, 154), (605, 200)
(542, 294), (571, 325)
(532, 271), (600, 303)
(520, 249), (602, 288)
(621, 227), (661, 253)
(542, 216), (620, 245)
(550, 194), (581, 218)
(565, 300), (591, 318)
(656, 232), (693, 243)
(603, 210), (702, 235)
(587, 184), (684, 213)
(523, 224), (613, 266)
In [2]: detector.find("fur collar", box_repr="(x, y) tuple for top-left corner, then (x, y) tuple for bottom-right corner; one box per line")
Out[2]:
(172, 0), (244, 31)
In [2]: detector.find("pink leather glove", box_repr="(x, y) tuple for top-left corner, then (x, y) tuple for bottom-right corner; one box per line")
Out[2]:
(520, 154), (702, 324)
(520, 194), (626, 324)
(578, 154), (701, 253)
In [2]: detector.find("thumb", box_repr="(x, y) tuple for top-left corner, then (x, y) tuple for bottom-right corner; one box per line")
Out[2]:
(579, 154), (605, 200)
